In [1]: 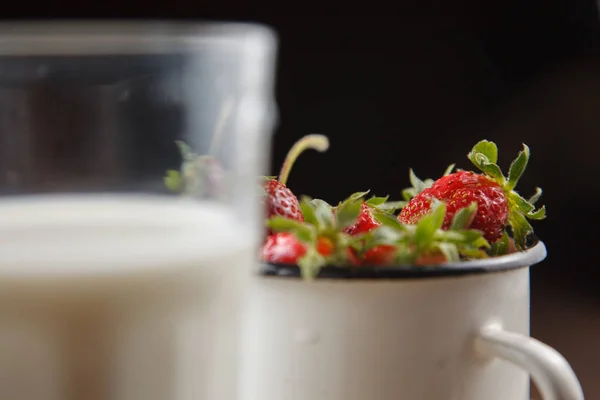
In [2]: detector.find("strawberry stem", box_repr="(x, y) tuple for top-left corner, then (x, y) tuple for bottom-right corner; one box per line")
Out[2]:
(278, 134), (329, 186)
(208, 97), (236, 156)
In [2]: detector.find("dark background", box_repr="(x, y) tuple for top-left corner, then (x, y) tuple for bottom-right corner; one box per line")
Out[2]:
(5, 2), (600, 398)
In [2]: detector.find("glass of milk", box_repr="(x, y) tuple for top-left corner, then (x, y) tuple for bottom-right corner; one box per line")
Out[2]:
(0, 21), (277, 400)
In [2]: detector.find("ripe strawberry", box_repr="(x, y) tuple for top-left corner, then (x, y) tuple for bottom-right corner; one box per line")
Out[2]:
(414, 252), (448, 266)
(264, 134), (330, 229)
(261, 232), (335, 264)
(341, 193), (406, 236)
(362, 245), (448, 266)
(316, 236), (335, 256)
(261, 232), (308, 264)
(264, 180), (304, 223)
(265, 195), (364, 278)
(362, 244), (396, 265)
(359, 201), (489, 266)
(399, 170), (508, 242)
(398, 140), (545, 249)
(344, 203), (380, 235)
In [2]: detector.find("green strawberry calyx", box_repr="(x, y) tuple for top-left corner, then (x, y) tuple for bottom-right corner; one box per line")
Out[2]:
(266, 194), (364, 280)
(334, 190), (406, 217)
(467, 140), (546, 250)
(267, 196), (491, 279)
(165, 141), (220, 197)
(401, 164), (456, 202)
(366, 201), (490, 264)
(164, 98), (235, 195)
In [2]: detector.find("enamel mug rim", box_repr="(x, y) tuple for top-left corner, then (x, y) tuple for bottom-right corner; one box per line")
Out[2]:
(262, 236), (547, 279)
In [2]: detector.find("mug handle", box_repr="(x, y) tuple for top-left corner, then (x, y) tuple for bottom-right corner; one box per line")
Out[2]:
(475, 324), (584, 400)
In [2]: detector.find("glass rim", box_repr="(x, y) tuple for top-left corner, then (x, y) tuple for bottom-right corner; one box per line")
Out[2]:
(0, 20), (277, 56)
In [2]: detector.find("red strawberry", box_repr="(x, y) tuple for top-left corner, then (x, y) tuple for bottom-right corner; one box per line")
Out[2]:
(316, 236), (335, 256)
(363, 245), (448, 266)
(361, 241), (478, 267)
(340, 193), (405, 236)
(398, 140), (545, 249)
(265, 195), (364, 277)
(360, 201), (489, 266)
(399, 170), (508, 242)
(414, 252), (449, 266)
(264, 134), (330, 230)
(264, 180), (304, 223)
(344, 203), (380, 235)
(261, 232), (307, 264)
(260, 232), (336, 265)
(362, 244), (396, 265)
(346, 247), (362, 266)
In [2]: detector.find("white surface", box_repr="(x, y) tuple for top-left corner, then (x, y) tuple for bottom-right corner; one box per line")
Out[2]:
(239, 267), (580, 400)
(0, 194), (254, 400)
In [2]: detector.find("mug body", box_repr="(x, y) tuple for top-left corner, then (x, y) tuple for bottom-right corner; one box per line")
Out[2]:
(239, 265), (531, 400)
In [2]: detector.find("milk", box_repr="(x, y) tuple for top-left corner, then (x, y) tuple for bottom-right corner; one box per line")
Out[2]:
(0, 194), (255, 400)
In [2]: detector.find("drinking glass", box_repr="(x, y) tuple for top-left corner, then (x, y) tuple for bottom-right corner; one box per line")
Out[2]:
(0, 21), (277, 400)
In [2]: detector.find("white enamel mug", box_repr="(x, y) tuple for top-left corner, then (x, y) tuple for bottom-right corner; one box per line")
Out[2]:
(239, 240), (584, 400)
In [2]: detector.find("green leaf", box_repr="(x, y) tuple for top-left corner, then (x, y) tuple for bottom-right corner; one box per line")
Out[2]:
(470, 140), (498, 164)
(409, 169), (427, 193)
(266, 217), (314, 242)
(471, 235), (491, 249)
(467, 140), (505, 182)
(508, 211), (534, 251)
(175, 140), (196, 161)
(443, 163), (456, 176)
(366, 196), (389, 207)
(345, 191), (370, 202)
(335, 198), (363, 229)
(265, 216), (306, 232)
(509, 192), (535, 214)
(528, 187), (543, 205)
(395, 247), (417, 265)
(506, 144), (530, 191)
(489, 231), (511, 256)
(311, 199), (335, 229)
(377, 201), (407, 212)
(527, 205), (546, 220)
(437, 242), (459, 263)
(414, 202), (446, 250)
(363, 226), (404, 250)
(450, 202), (477, 230)
(402, 187), (418, 201)
(164, 170), (183, 192)
(299, 197), (318, 225)
(435, 229), (489, 248)
(298, 248), (326, 280)
(373, 212), (405, 230)
(436, 230), (467, 242)
(262, 175), (277, 181)
(459, 248), (489, 259)
(472, 159), (505, 182)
